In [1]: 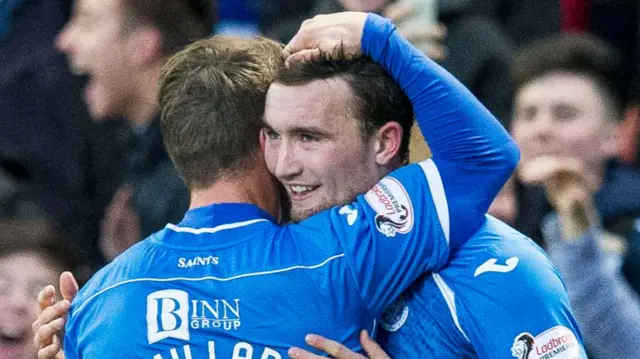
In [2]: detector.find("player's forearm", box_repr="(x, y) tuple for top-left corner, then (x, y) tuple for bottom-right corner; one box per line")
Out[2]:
(360, 14), (519, 170)
(361, 13), (519, 248)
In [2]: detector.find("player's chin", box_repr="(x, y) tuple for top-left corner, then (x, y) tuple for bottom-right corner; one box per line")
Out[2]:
(290, 203), (330, 222)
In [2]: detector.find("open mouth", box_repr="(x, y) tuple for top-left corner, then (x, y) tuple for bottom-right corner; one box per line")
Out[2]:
(286, 184), (320, 201)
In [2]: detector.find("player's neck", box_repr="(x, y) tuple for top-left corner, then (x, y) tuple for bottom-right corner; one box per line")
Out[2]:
(189, 161), (281, 221)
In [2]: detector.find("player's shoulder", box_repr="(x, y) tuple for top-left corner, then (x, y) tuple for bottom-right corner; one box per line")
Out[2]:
(72, 235), (160, 310)
(444, 216), (560, 290)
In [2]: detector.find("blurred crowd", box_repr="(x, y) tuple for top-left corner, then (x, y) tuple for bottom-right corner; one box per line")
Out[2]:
(0, 0), (638, 358)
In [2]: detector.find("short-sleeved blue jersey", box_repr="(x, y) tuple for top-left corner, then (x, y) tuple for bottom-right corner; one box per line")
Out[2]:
(63, 13), (519, 359)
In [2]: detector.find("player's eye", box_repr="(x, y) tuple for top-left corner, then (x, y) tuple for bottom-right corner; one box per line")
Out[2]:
(299, 133), (318, 143)
(263, 128), (280, 140)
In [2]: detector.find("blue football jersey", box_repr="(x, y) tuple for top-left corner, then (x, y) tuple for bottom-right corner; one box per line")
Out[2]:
(63, 13), (519, 359)
(378, 215), (588, 359)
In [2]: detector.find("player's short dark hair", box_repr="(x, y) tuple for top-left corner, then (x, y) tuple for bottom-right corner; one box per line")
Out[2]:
(0, 219), (79, 273)
(511, 33), (625, 119)
(275, 47), (414, 163)
(158, 36), (283, 189)
(122, 0), (216, 55)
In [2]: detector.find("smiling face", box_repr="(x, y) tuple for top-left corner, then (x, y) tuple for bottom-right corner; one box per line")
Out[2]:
(262, 78), (383, 222)
(0, 252), (59, 359)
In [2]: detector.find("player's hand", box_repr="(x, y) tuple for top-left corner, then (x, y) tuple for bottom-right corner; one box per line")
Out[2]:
(383, 2), (447, 60)
(283, 12), (368, 65)
(518, 156), (598, 239)
(288, 330), (390, 359)
(100, 186), (141, 261)
(32, 272), (79, 359)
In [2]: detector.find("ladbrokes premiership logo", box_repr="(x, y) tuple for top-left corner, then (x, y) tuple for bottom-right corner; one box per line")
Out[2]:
(365, 177), (414, 237)
(511, 326), (580, 359)
(146, 289), (241, 345)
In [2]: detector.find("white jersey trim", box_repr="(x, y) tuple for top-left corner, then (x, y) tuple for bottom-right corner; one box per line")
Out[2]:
(74, 253), (345, 316)
(165, 218), (269, 235)
(433, 273), (470, 343)
(418, 160), (450, 244)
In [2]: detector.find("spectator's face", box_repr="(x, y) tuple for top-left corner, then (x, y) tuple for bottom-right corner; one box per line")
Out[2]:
(512, 72), (617, 169)
(55, 0), (136, 120)
(263, 79), (381, 222)
(0, 252), (58, 359)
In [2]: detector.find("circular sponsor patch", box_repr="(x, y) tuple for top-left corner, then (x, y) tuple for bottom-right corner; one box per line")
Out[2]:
(364, 177), (414, 237)
(380, 296), (409, 332)
(511, 326), (580, 359)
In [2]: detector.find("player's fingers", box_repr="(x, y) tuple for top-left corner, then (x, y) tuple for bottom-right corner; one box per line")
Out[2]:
(38, 285), (56, 312)
(285, 49), (322, 67)
(383, 2), (414, 22)
(37, 341), (61, 359)
(288, 346), (324, 359)
(59, 272), (79, 302)
(305, 334), (366, 359)
(283, 25), (313, 58)
(360, 330), (390, 359)
(32, 300), (70, 335)
(34, 318), (65, 347)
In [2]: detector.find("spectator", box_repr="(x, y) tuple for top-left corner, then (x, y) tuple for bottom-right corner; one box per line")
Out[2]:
(0, 219), (79, 359)
(0, 0), (109, 267)
(55, 0), (215, 263)
(507, 33), (640, 359)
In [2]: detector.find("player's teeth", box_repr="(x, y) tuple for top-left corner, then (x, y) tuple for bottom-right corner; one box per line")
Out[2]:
(290, 185), (313, 194)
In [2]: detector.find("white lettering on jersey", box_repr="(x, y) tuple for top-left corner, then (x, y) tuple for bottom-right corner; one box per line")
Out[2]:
(178, 256), (220, 268)
(147, 290), (242, 344)
(147, 290), (190, 344)
(511, 326), (581, 359)
(474, 257), (519, 277)
(233, 342), (253, 359)
(152, 341), (282, 359)
(364, 177), (414, 237)
(339, 205), (358, 226)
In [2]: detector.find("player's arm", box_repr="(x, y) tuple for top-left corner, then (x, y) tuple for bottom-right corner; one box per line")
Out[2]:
(360, 13), (519, 248)
(287, 12), (517, 316)
(287, 13), (519, 249)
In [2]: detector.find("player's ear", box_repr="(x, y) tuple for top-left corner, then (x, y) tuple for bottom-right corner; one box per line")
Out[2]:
(259, 128), (266, 152)
(373, 121), (403, 166)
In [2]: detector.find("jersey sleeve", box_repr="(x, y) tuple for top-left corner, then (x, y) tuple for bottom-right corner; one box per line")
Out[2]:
(452, 245), (588, 358)
(294, 160), (450, 317)
(361, 13), (520, 251)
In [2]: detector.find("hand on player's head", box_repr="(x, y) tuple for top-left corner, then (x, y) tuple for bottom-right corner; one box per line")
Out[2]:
(282, 12), (368, 66)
